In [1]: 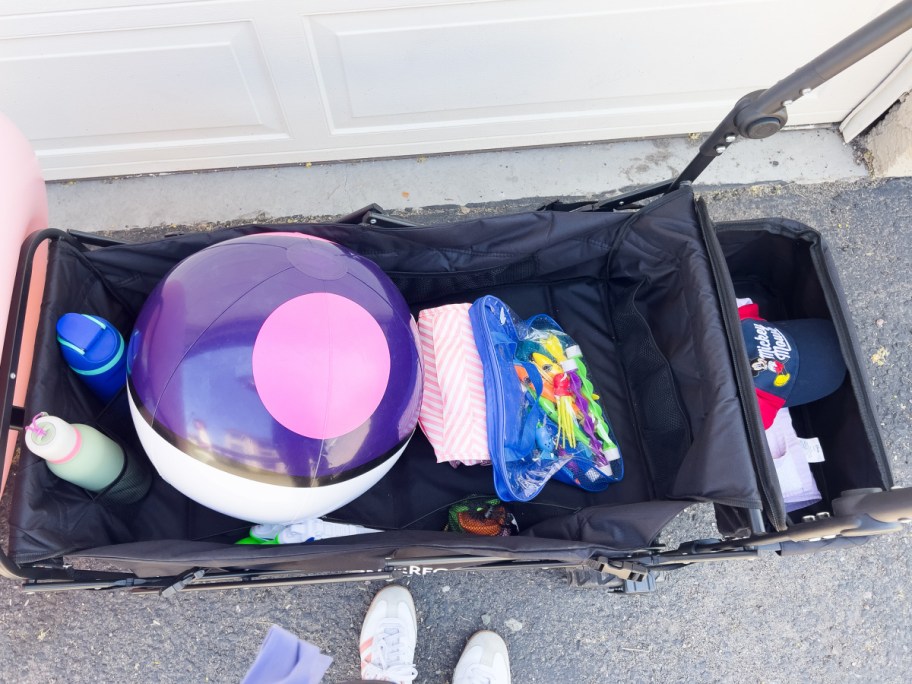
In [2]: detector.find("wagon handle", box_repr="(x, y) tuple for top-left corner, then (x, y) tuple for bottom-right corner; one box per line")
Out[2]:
(0, 228), (69, 581)
(664, 487), (912, 558)
(672, 0), (912, 190)
(831, 486), (912, 525)
(568, 0), (912, 213)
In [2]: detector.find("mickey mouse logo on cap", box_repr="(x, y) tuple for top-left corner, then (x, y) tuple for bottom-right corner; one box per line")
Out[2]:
(751, 357), (791, 387)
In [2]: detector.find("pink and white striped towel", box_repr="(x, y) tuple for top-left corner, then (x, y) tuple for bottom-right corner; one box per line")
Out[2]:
(417, 303), (490, 466)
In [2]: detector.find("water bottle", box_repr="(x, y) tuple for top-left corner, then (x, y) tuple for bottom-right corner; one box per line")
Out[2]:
(24, 413), (125, 492)
(56, 313), (126, 402)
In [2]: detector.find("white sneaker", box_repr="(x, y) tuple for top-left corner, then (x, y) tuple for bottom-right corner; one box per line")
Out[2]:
(359, 585), (418, 683)
(452, 631), (511, 684)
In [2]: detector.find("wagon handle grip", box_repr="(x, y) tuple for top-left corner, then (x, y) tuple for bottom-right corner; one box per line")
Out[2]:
(675, 487), (912, 558)
(831, 487), (912, 525)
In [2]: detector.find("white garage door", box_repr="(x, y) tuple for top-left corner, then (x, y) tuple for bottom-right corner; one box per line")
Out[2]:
(1, 0), (910, 180)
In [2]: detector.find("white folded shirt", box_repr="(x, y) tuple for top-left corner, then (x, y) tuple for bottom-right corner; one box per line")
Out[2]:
(765, 407), (822, 512)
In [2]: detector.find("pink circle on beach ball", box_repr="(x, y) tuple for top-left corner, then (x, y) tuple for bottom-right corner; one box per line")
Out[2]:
(252, 293), (391, 439)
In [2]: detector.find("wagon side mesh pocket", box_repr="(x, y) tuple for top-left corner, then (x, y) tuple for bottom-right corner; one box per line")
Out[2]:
(611, 280), (690, 497)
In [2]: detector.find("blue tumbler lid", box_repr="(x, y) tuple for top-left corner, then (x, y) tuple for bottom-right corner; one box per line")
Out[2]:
(56, 314), (124, 375)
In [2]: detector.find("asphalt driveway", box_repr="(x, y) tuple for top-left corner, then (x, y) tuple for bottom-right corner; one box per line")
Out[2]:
(1, 178), (910, 683)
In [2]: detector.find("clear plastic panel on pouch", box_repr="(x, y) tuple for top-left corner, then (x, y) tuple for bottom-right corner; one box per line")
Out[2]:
(469, 295), (623, 502)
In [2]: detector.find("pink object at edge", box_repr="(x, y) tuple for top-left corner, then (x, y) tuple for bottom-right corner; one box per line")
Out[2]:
(0, 113), (49, 497)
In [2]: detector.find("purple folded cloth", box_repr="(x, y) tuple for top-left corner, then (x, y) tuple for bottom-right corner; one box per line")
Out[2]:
(242, 625), (332, 684)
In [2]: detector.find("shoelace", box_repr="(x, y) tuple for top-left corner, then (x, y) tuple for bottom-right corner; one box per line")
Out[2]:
(362, 620), (418, 683)
(458, 662), (500, 684)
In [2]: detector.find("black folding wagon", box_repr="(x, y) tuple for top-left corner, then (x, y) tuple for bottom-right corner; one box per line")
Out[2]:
(2, 1), (912, 595)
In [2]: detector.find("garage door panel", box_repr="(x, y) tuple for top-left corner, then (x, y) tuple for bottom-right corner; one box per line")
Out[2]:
(307, 3), (755, 131)
(307, 0), (909, 134)
(0, 0), (908, 179)
(0, 20), (289, 155)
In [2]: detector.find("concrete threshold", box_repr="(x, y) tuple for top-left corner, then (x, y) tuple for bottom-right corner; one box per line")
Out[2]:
(47, 128), (867, 232)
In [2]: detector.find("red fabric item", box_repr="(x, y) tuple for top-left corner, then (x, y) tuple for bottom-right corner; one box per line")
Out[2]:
(754, 386), (787, 430)
(737, 302), (761, 320)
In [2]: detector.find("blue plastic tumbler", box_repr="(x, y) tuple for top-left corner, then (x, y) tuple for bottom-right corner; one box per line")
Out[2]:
(56, 314), (127, 402)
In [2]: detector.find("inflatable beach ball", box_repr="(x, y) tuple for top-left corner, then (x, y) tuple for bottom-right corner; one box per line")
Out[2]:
(126, 233), (422, 524)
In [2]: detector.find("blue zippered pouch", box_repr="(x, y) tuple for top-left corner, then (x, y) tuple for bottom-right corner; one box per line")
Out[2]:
(469, 296), (623, 502)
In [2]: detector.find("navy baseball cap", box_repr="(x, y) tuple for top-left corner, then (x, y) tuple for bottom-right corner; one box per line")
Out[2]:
(741, 317), (847, 429)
